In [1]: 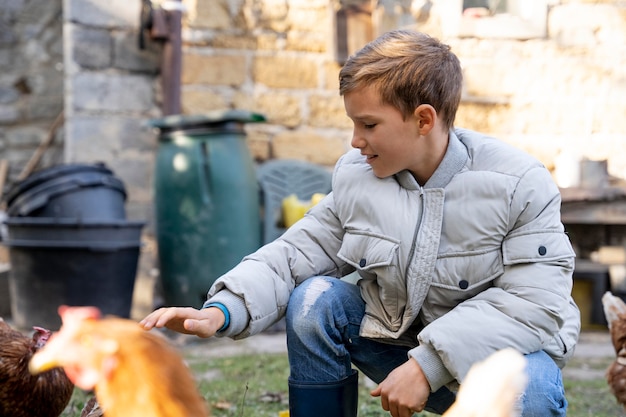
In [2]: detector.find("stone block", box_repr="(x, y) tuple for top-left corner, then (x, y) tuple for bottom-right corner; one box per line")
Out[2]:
(68, 116), (157, 161)
(107, 152), (154, 203)
(187, 0), (232, 29)
(68, 25), (112, 69)
(232, 91), (256, 112)
(323, 61), (341, 91)
(308, 95), (351, 129)
(25, 66), (63, 96)
(65, 0), (140, 28)
(592, 102), (626, 134)
(253, 56), (317, 88)
(0, 48), (15, 69)
(113, 31), (161, 73)
(182, 54), (247, 86)
(117, 117), (158, 152)
(182, 88), (229, 114)
(0, 84), (20, 105)
(286, 5), (330, 32)
(209, 34), (261, 49)
(462, 60), (519, 98)
(549, 4), (626, 47)
(245, 127), (272, 161)
(72, 72), (155, 112)
(285, 32), (327, 53)
(256, 0), (289, 32)
(27, 95), (63, 119)
(5, 125), (46, 147)
(455, 102), (511, 134)
(255, 33), (281, 50)
(65, 116), (119, 162)
(271, 129), (346, 166)
(0, 105), (19, 124)
(254, 93), (301, 128)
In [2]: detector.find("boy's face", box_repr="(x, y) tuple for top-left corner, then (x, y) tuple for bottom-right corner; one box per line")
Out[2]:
(344, 85), (423, 179)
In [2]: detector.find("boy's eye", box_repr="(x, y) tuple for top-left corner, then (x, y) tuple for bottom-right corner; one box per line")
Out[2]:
(364, 123), (376, 129)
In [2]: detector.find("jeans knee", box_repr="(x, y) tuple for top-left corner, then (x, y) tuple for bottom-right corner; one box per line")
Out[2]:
(520, 351), (567, 417)
(286, 277), (336, 332)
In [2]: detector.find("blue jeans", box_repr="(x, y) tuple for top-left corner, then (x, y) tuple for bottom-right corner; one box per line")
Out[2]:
(285, 276), (567, 416)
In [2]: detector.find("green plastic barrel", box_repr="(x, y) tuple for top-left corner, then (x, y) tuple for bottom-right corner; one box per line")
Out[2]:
(149, 110), (265, 307)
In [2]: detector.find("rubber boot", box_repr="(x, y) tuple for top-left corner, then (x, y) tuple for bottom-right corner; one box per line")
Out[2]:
(288, 370), (359, 417)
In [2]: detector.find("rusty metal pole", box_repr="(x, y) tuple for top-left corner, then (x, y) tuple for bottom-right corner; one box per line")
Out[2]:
(161, 0), (183, 115)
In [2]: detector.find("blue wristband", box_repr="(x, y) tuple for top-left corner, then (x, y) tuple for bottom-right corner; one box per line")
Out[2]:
(204, 302), (230, 331)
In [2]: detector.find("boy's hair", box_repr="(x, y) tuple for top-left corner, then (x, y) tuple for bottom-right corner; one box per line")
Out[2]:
(339, 29), (462, 130)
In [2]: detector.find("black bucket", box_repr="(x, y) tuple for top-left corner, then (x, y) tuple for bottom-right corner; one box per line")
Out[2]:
(5, 163), (127, 219)
(3, 218), (144, 330)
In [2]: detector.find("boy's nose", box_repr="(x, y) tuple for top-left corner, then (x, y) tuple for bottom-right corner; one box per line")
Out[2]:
(350, 132), (365, 149)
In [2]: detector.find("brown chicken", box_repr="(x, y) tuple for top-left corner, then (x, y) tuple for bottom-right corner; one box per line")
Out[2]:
(0, 318), (74, 417)
(29, 306), (209, 417)
(443, 348), (528, 417)
(602, 290), (626, 410)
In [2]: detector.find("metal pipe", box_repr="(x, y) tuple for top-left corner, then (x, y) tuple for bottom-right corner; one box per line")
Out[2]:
(161, 0), (183, 115)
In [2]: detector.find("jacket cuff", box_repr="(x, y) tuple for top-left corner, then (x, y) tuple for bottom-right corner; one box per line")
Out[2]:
(408, 344), (455, 392)
(203, 291), (249, 337)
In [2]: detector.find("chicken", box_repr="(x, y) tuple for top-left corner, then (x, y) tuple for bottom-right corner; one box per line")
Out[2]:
(79, 395), (103, 417)
(443, 348), (528, 417)
(29, 306), (209, 417)
(602, 290), (626, 410)
(0, 318), (74, 417)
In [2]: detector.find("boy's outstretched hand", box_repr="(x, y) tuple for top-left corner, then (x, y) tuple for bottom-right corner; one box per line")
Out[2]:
(371, 358), (430, 417)
(139, 306), (225, 338)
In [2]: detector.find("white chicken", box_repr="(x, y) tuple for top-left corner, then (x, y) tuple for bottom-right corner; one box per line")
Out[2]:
(443, 348), (528, 417)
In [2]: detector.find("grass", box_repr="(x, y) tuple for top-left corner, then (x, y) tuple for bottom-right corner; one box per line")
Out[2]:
(60, 352), (626, 417)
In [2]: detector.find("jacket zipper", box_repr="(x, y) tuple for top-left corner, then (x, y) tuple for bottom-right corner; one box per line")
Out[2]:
(404, 188), (425, 279)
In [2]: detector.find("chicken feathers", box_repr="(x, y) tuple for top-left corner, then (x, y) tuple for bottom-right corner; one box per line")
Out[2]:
(602, 291), (626, 410)
(29, 306), (209, 417)
(443, 348), (528, 417)
(0, 318), (74, 417)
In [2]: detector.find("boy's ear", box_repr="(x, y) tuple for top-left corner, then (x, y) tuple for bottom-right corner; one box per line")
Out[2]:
(414, 104), (437, 135)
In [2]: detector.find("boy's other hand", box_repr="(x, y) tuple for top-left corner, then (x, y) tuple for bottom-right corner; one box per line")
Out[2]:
(139, 306), (225, 338)
(371, 358), (430, 417)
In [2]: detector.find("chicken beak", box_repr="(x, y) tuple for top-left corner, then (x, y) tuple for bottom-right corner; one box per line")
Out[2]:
(29, 346), (62, 374)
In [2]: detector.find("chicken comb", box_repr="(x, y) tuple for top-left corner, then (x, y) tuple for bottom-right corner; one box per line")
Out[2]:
(57, 306), (102, 333)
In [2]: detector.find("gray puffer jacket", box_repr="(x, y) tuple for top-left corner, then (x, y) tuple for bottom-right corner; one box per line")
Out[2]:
(207, 128), (581, 391)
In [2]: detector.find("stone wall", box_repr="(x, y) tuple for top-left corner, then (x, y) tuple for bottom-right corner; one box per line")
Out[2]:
(63, 0), (162, 223)
(0, 0), (65, 183)
(181, 0), (626, 182)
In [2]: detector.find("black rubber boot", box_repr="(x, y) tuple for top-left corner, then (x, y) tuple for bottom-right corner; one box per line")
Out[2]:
(288, 370), (359, 417)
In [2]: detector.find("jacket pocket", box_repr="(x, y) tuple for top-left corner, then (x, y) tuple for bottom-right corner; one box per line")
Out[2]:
(431, 249), (503, 292)
(422, 249), (503, 321)
(338, 231), (404, 327)
(337, 230), (400, 271)
(503, 231), (575, 265)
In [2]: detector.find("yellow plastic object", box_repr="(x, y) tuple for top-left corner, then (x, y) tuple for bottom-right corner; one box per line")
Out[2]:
(278, 410), (290, 417)
(282, 193), (326, 228)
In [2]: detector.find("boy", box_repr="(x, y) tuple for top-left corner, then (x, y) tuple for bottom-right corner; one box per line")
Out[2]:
(141, 29), (580, 417)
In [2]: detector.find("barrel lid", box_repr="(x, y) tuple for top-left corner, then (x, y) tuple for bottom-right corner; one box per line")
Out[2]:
(148, 110), (266, 133)
(4, 163), (113, 207)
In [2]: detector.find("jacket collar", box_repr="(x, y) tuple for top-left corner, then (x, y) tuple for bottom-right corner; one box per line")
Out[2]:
(394, 129), (468, 190)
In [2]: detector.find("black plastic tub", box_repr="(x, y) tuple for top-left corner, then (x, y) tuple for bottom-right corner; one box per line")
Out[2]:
(3, 218), (144, 330)
(5, 163), (127, 220)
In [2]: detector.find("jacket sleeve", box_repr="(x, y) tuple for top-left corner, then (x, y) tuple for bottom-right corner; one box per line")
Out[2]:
(205, 190), (352, 339)
(410, 165), (577, 390)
